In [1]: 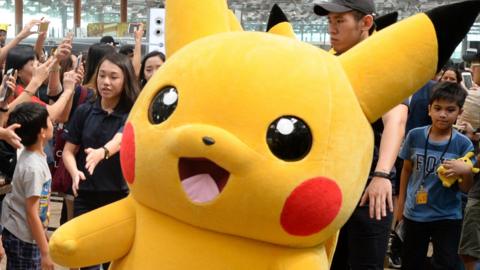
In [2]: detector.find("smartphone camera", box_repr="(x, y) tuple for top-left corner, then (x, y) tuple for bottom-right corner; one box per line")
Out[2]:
(0, 69), (14, 102)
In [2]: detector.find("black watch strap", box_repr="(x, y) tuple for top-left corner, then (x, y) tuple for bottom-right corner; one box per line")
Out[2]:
(102, 146), (110, 160)
(373, 171), (391, 180)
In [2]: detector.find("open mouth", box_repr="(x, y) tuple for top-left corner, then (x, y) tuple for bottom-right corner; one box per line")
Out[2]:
(179, 158), (230, 203)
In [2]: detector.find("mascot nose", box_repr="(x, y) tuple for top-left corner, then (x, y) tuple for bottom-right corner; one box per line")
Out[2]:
(202, 136), (216, 146)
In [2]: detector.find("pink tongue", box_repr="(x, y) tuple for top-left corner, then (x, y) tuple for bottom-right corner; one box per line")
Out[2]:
(181, 174), (220, 203)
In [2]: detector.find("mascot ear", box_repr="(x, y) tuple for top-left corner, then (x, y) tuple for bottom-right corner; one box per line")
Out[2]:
(340, 0), (480, 123)
(228, 9), (243, 31)
(266, 4), (296, 39)
(374, 12), (398, 31)
(166, 0), (232, 57)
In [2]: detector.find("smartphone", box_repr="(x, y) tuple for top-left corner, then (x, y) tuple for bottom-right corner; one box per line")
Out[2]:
(0, 69), (14, 102)
(128, 23), (139, 34)
(462, 72), (473, 89)
(50, 47), (57, 57)
(76, 53), (83, 71)
(38, 21), (49, 33)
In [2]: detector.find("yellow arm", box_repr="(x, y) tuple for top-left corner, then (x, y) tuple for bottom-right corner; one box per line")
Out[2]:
(49, 196), (136, 268)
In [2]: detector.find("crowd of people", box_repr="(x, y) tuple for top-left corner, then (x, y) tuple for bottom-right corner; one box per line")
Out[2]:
(0, 19), (164, 270)
(0, 0), (478, 269)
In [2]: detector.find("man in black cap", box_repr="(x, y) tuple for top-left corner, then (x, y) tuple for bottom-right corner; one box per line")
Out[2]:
(314, 1), (408, 269)
(100, 35), (119, 48)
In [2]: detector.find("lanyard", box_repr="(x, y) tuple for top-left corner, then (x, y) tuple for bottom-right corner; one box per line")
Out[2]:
(422, 127), (452, 182)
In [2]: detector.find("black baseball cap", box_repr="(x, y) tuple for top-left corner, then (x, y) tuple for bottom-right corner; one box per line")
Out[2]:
(100, 35), (119, 46)
(314, 0), (376, 16)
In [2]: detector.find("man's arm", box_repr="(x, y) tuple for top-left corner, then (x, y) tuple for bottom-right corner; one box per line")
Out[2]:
(360, 104), (408, 220)
(25, 196), (54, 270)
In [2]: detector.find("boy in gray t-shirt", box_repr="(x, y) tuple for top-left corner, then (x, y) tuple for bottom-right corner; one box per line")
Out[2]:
(0, 103), (54, 270)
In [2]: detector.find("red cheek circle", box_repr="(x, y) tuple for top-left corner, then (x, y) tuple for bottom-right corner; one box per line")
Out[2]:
(280, 177), (342, 236)
(120, 122), (136, 184)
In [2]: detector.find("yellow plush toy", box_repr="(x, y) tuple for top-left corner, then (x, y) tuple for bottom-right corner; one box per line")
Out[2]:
(49, 1), (480, 269)
(437, 152), (480, 188)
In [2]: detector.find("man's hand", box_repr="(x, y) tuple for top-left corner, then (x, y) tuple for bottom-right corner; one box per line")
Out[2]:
(359, 177), (393, 220)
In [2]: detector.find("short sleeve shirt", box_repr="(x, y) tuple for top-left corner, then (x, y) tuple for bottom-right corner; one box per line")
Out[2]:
(1, 150), (51, 244)
(63, 99), (129, 192)
(15, 85), (46, 107)
(399, 126), (475, 222)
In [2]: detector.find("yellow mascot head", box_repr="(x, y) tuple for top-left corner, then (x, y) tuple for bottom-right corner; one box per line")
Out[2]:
(121, 0), (479, 245)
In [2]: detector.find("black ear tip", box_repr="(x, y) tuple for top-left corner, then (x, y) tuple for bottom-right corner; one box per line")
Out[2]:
(426, 0), (480, 72)
(374, 11), (399, 31)
(267, 4), (289, 31)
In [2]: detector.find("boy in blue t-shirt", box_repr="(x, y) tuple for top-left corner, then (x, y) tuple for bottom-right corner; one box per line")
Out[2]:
(397, 81), (475, 270)
(1, 103), (54, 270)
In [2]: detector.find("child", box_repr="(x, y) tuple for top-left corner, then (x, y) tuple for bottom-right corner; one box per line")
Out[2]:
(396, 81), (475, 270)
(1, 102), (54, 270)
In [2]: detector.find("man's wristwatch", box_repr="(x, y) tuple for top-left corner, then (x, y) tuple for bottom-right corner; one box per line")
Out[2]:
(372, 171), (391, 180)
(102, 146), (110, 160)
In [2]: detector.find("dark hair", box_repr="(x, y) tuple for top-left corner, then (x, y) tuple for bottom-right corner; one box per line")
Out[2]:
(83, 43), (116, 85)
(429, 81), (468, 108)
(92, 53), (140, 110)
(351, 10), (376, 35)
(119, 45), (134, 56)
(7, 103), (49, 147)
(139, 51), (166, 87)
(5, 45), (36, 85)
(439, 67), (462, 83)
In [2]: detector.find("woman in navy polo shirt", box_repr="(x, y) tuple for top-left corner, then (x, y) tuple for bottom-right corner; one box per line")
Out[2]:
(62, 52), (139, 270)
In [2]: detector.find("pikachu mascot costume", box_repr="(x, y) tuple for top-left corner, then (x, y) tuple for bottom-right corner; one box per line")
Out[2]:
(50, 1), (480, 269)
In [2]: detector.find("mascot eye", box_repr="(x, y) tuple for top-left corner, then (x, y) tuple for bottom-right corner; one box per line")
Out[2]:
(266, 116), (312, 161)
(149, 86), (178, 124)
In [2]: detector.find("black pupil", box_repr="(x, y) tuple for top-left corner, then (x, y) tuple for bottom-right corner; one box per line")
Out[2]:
(150, 87), (178, 124)
(267, 116), (312, 161)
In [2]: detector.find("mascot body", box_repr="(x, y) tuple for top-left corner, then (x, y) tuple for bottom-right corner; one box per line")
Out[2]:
(50, 1), (480, 269)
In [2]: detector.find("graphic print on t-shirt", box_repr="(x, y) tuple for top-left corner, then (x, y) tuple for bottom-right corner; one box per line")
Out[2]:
(39, 179), (51, 227)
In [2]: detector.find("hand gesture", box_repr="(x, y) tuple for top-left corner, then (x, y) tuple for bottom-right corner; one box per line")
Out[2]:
(18, 19), (41, 39)
(134, 23), (144, 42)
(0, 124), (22, 149)
(84, 147), (105, 175)
(54, 34), (73, 62)
(62, 69), (81, 93)
(359, 177), (393, 220)
(72, 169), (86, 197)
(31, 57), (57, 85)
